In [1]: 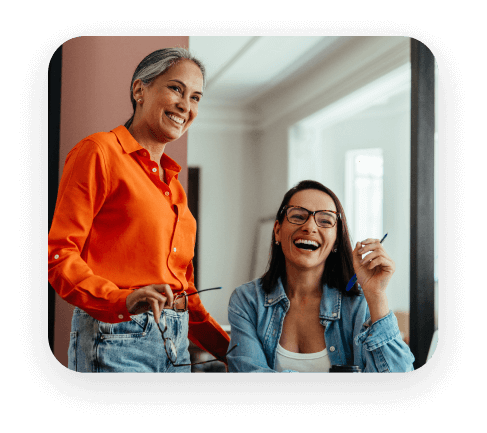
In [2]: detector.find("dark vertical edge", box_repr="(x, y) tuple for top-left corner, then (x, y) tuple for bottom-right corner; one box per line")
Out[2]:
(45, 45), (62, 353)
(188, 167), (200, 290)
(410, 39), (435, 369)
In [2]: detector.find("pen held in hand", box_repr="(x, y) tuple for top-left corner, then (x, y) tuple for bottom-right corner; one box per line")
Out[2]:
(345, 233), (388, 292)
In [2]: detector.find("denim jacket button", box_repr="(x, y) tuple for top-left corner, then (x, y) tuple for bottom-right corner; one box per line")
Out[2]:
(332, 313), (337, 317)
(329, 346), (335, 352)
(268, 298), (273, 302)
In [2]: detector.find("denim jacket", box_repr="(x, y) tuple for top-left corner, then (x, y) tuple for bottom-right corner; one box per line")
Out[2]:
(227, 277), (415, 372)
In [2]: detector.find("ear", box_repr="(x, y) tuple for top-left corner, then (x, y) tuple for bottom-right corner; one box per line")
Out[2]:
(132, 79), (144, 101)
(273, 220), (281, 244)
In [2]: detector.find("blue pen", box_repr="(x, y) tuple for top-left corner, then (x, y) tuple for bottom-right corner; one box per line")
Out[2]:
(345, 233), (388, 292)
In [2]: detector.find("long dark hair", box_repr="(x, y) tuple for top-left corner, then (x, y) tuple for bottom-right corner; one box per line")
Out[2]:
(261, 180), (361, 296)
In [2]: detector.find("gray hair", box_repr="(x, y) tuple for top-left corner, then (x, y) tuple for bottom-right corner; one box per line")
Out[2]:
(124, 47), (206, 129)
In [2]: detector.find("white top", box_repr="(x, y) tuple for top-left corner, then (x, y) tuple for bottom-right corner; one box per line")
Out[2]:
(275, 343), (331, 372)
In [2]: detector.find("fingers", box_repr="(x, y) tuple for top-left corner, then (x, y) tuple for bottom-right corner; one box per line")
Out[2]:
(354, 238), (394, 271)
(126, 284), (175, 324)
(364, 254), (395, 272)
(357, 238), (381, 254)
(153, 284), (174, 308)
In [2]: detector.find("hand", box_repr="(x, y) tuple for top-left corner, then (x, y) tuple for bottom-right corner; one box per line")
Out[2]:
(352, 238), (395, 296)
(126, 284), (174, 323)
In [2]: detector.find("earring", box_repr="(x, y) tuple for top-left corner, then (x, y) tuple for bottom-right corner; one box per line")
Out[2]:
(275, 241), (280, 246)
(137, 99), (142, 102)
(333, 247), (337, 253)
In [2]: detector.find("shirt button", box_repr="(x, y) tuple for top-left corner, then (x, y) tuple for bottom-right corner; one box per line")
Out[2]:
(143, 152), (147, 156)
(54, 254), (59, 259)
(173, 247), (177, 252)
(165, 192), (169, 196)
(118, 315), (124, 319)
(152, 168), (157, 173)
(329, 346), (335, 352)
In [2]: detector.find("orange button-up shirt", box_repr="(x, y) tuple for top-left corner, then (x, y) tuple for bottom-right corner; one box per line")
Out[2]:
(48, 125), (229, 359)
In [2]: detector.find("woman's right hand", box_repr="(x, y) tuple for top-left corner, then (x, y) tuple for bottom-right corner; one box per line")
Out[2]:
(126, 284), (174, 323)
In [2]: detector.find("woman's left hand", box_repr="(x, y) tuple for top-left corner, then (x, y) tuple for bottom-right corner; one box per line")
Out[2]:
(352, 238), (395, 297)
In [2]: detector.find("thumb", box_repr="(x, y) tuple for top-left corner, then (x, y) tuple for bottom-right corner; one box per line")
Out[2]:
(352, 241), (362, 265)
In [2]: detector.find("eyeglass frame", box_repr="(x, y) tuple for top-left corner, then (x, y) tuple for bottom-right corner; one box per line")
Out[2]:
(157, 287), (238, 367)
(281, 205), (341, 228)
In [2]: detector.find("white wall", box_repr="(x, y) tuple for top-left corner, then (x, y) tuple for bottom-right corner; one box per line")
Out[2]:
(187, 122), (260, 325)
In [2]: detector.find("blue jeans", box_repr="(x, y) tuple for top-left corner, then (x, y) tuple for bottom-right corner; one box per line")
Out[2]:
(68, 307), (191, 372)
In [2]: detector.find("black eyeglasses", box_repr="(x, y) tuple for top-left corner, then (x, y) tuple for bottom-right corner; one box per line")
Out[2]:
(282, 205), (341, 228)
(157, 287), (237, 367)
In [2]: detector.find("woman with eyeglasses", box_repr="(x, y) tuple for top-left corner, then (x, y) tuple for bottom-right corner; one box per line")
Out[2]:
(227, 180), (414, 372)
(48, 48), (232, 372)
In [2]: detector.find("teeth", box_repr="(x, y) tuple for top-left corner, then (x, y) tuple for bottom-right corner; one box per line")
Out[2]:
(294, 239), (320, 247)
(167, 114), (184, 125)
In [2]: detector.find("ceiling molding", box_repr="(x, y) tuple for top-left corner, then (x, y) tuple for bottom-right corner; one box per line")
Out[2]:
(193, 37), (411, 133)
(253, 37), (411, 130)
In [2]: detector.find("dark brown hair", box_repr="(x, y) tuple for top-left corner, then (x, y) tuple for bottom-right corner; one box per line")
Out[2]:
(261, 180), (361, 296)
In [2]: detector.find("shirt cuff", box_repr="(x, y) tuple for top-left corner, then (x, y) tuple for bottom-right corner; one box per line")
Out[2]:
(89, 289), (133, 323)
(354, 310), (401, 351)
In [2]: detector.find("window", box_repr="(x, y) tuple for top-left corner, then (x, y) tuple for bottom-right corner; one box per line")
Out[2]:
(345, 149), (384, 244)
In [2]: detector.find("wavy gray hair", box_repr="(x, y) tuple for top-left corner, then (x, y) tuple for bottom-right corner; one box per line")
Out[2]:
(124, 47), (206, 129)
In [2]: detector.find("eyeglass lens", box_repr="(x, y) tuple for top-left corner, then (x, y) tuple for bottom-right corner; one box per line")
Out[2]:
(287, 207), (337, 228)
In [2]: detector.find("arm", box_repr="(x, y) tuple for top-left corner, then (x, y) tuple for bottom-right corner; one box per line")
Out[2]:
(227, 289), (296, 373)
(353, 307), (415, 372)
(48, 140), (132, 323)
(351, 239), (414, 371)
(352, 238), (392, 323)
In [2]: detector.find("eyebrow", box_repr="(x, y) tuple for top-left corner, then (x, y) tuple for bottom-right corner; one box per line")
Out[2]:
(168, 79), (203, 96)
(289, 206), (337, 215)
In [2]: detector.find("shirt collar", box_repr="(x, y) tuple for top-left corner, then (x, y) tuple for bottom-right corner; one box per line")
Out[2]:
(112, 125), (181, 173)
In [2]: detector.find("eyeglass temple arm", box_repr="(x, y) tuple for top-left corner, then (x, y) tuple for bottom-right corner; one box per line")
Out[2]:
(208, 343), (239, 363)
(185, 286), (222, 298)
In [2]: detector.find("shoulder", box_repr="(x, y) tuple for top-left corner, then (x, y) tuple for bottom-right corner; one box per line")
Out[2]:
(71, 130), (120, 156)
(229, 278), (265, 310)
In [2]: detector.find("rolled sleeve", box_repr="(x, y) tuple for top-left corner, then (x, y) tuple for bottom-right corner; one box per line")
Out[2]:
(354, 311), (415, 372)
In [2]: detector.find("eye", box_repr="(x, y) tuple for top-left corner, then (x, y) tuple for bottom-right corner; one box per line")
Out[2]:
(191, 95), (201, 102)
(169, 85), (181, 93)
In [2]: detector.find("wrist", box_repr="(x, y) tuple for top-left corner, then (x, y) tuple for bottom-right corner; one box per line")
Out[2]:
(364, 292), (389, 324)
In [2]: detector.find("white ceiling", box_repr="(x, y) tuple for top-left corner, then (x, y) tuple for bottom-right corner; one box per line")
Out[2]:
(189, 36), (353, 108)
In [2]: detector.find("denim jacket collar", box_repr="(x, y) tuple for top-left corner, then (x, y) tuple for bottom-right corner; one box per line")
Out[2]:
(264, 276), (342, 321)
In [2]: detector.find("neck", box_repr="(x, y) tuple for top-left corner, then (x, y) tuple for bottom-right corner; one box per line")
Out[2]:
(284, 264), (323, 300)
(128, 123), (168, 164)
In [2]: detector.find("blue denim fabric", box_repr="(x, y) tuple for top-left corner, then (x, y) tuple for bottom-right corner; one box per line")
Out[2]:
(68, 307), (191, 372)
(227, 277), (415, 373)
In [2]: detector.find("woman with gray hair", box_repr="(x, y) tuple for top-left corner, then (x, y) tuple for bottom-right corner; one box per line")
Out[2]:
(48, 48), (233, 372)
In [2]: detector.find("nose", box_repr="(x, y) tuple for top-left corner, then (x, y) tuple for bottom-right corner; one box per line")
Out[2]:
(176, 95), (190, 113)
(301, 215), (318, 233)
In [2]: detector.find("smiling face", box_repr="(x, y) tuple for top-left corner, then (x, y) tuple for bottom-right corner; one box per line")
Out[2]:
(132, 59), (203, 143)
(274, 189), (338, 276)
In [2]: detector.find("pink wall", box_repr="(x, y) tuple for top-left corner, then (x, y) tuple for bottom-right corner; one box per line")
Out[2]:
(54, 36), (190, 368)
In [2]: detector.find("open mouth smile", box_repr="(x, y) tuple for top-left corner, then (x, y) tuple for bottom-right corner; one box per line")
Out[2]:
(166, 113), (185, 125)
(293, 238), (321, 251)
